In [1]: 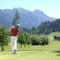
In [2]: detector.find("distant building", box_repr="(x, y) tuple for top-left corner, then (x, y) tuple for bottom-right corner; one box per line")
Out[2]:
(54, 36), (60, 41)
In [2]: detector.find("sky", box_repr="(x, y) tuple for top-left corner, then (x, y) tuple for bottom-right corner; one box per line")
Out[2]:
(0, 0), (60, 18)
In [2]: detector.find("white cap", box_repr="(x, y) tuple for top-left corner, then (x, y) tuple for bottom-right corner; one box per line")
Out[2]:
(16, 24), (20, 28)
(17, 24), (20, 27)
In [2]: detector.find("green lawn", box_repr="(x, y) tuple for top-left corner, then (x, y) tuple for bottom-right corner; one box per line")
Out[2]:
(0, 50), (60, 60)
(0, 41), (60, 60)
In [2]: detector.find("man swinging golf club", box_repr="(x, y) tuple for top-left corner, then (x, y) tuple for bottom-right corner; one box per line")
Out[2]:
(9, 24), (20, 54)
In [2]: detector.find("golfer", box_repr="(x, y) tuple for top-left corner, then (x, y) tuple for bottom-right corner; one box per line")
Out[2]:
(9, 24), (20, 54)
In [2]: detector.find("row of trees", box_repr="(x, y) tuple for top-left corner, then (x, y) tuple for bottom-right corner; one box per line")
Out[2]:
(23, 19), (60, 34)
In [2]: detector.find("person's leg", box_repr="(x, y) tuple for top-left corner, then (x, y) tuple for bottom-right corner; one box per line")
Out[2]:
(11, 36), (17, 54)
(13, 36), (17, 54)
(11, 36), (14, 53)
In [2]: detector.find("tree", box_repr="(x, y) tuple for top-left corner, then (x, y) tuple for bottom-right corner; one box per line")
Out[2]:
(24, 32), (31, 47)
(0, 26), (8, 51)
(18, 32), (26, 48)
(18, 32), (31, 47)
(12, 9), (20, 26)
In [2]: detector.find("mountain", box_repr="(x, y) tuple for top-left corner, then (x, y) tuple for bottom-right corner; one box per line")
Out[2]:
(33, 9), (54, 22)
(0, 8), (55, 28)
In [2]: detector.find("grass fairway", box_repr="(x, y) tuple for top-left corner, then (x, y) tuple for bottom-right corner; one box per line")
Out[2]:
(0, 51), (60, 60)
(0, 41), (60, 60)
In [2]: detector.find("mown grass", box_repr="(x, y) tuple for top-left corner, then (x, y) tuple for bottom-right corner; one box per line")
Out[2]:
(0, 41), (60, 60)
(0, 50), (60, 60)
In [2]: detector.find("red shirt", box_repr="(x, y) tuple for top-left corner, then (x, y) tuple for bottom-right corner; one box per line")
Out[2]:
(10, 26), (19, 36)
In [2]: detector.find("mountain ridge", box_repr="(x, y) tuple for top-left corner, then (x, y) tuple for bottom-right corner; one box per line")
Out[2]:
(0, 8), (55, 28)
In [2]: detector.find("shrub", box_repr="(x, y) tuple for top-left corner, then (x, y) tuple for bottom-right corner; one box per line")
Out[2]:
(40, 38), (49, 45)
(31, 35), (49, 45)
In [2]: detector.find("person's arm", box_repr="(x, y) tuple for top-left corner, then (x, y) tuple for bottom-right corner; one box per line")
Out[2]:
(9, 27), (12, 36)
(9, 28), (11, 32)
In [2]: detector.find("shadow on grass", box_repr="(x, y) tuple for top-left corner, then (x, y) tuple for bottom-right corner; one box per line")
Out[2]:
(56, 54), (60, 56)
(52, 50), (60, 56)
(18, 49), (49, 51)
(53, 50), (60, 53)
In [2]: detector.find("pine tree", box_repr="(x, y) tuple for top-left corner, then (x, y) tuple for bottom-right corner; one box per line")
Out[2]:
(0, 26), (8, 51)
(12, 9), (20, 26)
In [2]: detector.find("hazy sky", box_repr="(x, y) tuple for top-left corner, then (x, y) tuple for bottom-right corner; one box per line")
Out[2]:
(0, 0), (60, 18)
